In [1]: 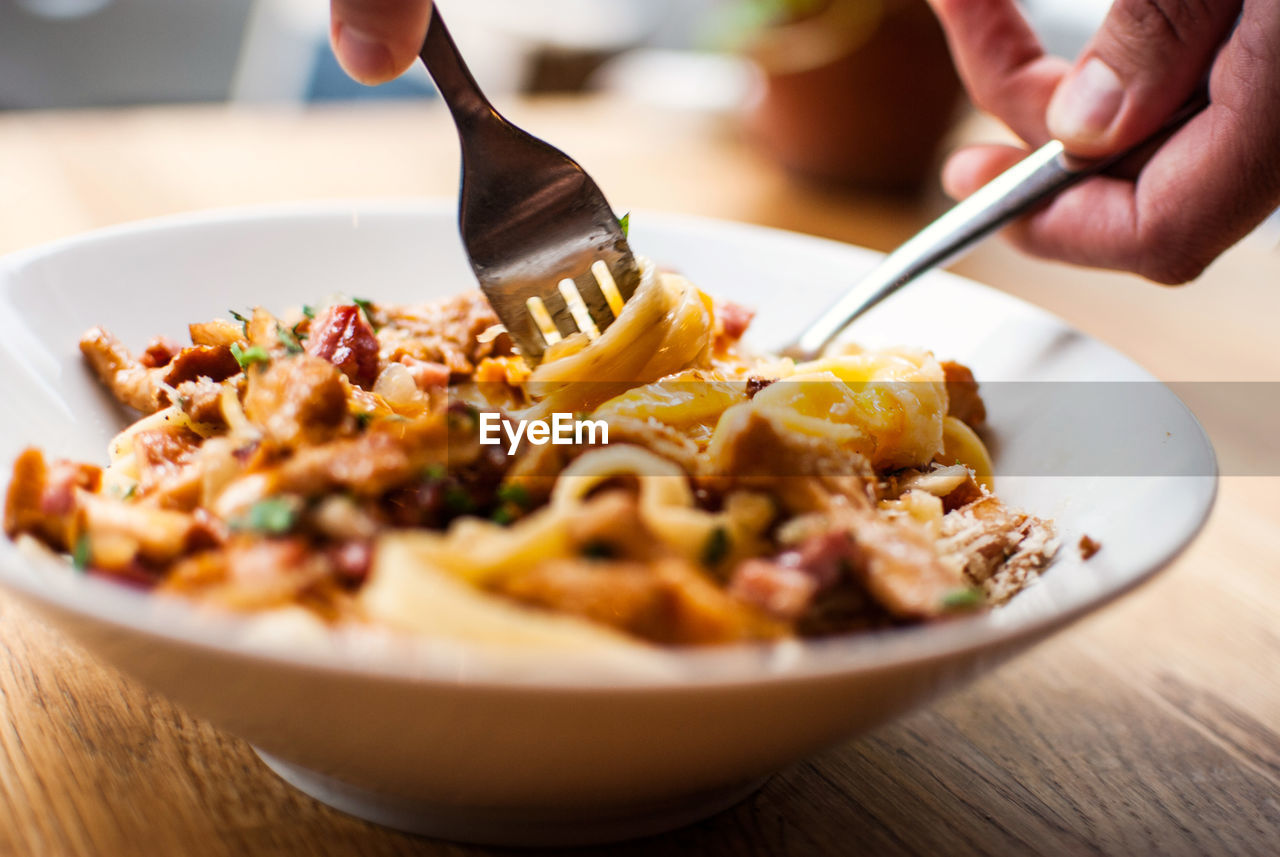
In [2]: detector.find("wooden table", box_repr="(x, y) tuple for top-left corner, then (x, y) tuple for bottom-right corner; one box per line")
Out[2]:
(0, 98), (1276, 856)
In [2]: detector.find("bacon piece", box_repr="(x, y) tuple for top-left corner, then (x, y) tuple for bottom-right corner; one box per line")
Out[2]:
(729, 531), (849, 620)
(941, 360), (986, 429)
(328, 540), (373, 584)
(398, 355), (451, 391)
(4, 448), (100, 550)
(306, 304), (379, 388)
(219, 537), (327, 609)
(729, 560), (817, 621)
(133, 427), (203, 491)
(139, 336), (180, 369)
(163, 345), (241, 387)
(745, 376), (775, 398)
(718, 301), (755, 340)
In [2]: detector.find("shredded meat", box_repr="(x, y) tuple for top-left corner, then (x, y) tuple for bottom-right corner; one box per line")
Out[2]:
(733, 516), (967, 622)
(80, 327), (163, 413)
(379, 291), (508, 375)
(937, 495), (1059, 603)
(264, 418), (447, 499)
(844, 514), (964, 619)
(243, 355), (348, 448)
(133, 428), (202, 490)
(700, 406), (875, 514)
(172, 377), (228, 426)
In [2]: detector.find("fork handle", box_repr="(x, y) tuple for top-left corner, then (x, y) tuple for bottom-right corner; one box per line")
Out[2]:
(419, 8), (495, 126)
(788, 95), (1208, 359)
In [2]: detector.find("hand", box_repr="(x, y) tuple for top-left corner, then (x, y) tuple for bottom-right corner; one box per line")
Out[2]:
(929, 0), (1280, 283)
(330, 0), (434, 85)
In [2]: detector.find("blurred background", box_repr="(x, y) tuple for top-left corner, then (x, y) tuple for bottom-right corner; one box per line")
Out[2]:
(0, 0), (1113, 109)
(2, 0), (1274, 237)
(0, 0), (1110, 184)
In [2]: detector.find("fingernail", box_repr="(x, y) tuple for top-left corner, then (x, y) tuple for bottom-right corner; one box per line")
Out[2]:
(333, 24), (394, 85)
(1047, 57), (1124, 145)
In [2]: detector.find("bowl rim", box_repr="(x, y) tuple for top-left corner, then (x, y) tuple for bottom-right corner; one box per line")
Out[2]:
(0, 200), (1220, 690)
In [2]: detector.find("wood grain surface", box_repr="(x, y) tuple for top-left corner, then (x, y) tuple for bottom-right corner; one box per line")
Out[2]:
(0, 98), (1276, 857)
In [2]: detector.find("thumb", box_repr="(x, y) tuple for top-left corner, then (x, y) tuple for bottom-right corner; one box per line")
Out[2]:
(331, 0), (434, 85)
(1045, 0), (1239, 157)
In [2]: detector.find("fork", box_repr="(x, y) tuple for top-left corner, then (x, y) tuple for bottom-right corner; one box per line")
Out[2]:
(786, 94), (1209, 360)
(419, 8), (641, 361)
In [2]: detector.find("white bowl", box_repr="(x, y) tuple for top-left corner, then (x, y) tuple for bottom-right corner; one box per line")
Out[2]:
(0, 202), (1216, 846)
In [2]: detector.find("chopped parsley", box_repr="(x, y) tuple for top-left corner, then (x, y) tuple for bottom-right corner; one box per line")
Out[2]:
(447, 404), (480, 431)
(423, 463), (447, 482)
(277, 324), (304, 355)
(302, 304), (315, 319)
(443, 484), (474, 514)
(941, 587), (984, 610)
(496, 483), (531, 509)
(618, 212), (630, 237)
(230, 342), (270, 370)
(491, 506), (515, 526)
(71, 533), (91, 571)
(700, 526), (731, 566)
(231, 497), (298, 535)
(354, 412), (375, 429)
(229, 309), (250, 335)
(121, 484), (138, 501)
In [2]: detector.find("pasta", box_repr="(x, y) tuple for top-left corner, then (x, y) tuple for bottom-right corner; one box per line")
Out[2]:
(3, 263), (1060, 648)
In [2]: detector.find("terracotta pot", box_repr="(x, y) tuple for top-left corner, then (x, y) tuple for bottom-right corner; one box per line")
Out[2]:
(746, 0), (963, 191)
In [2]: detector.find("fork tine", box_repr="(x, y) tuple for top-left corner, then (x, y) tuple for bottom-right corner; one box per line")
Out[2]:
(571, 270), (615, 332)
(540, 288), (579, 341)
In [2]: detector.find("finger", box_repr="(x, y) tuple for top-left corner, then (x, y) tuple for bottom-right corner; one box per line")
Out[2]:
(330, 0), (434, 85)
(1021, 2), (1280, 282)
(1013, 109), (1278, 283)
(927, 0), (1071, 143)
(938, 145), (1164, 273)
(1046, 0), (1242, 157)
